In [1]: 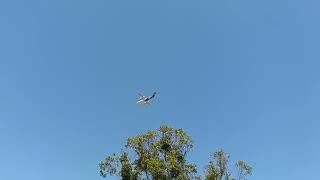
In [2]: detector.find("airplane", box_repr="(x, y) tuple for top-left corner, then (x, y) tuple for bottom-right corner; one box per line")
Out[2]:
(136, 91), (157, 105)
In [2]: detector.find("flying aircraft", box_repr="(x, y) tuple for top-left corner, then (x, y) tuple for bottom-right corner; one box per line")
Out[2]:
(136, 91), (157, 105)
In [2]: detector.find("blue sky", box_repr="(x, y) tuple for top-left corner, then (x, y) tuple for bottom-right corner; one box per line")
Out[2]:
(0, 0), (319, 179)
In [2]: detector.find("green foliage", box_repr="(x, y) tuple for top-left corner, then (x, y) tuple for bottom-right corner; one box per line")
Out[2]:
(235, 161), (253, 180)
(205, 150), (230, 180)
(99, 125), (253, 180)
(204, 150), (253, 180)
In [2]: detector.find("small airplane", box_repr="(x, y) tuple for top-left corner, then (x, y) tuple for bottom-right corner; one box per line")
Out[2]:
(136, 91), (157, 105)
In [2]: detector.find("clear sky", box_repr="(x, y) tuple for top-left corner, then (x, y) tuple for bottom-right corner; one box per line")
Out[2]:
(0, 0), (319, 179)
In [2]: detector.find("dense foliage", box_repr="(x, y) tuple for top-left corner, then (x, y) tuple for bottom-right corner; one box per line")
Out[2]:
(99, 125), (252, 180)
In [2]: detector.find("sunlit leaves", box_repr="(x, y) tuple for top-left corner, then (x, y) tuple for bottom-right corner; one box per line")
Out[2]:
(99, 125), (253, 180)
(235, 161), (253, 180)
(100, 125), (197, 179)
(205, 150), (253, 180)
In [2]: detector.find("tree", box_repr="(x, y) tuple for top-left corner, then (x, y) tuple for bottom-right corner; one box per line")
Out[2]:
(99, 125), (253, 180)
(204, 150), (252, 180)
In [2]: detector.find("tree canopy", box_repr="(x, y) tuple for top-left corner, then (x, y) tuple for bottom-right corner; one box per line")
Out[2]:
(99, 125), (252, 180)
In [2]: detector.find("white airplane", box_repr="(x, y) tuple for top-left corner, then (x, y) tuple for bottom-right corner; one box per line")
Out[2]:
(136, 92), (157, 105)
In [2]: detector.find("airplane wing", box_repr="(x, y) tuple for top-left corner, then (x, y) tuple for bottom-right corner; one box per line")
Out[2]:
(136, 99), (144, 104)
(148, 91), (157, 99)
(137, 93), (145, 99)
